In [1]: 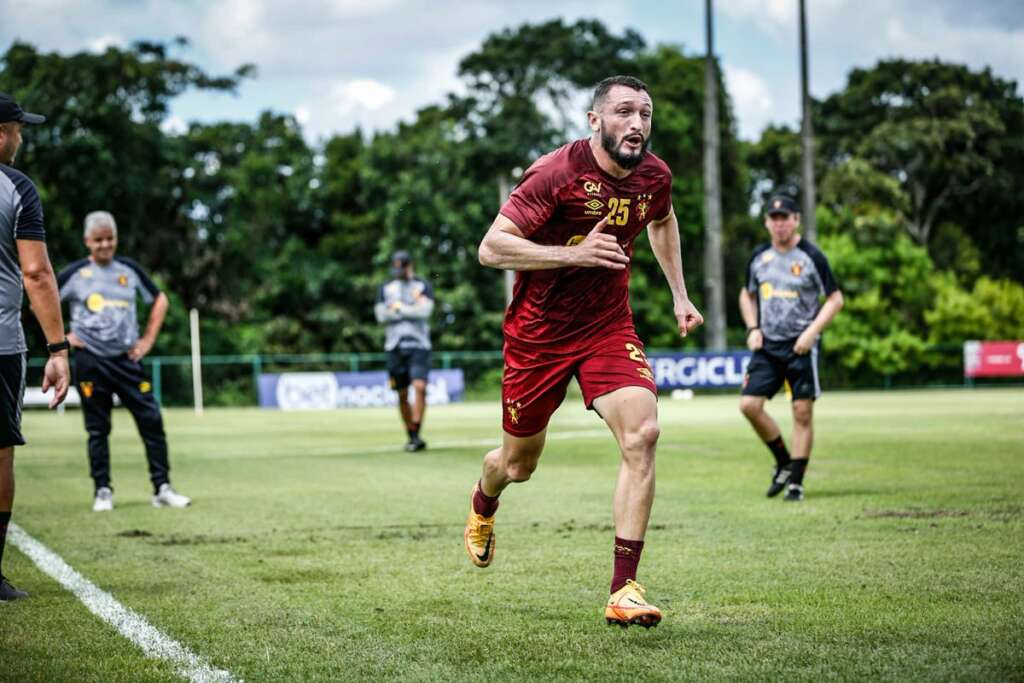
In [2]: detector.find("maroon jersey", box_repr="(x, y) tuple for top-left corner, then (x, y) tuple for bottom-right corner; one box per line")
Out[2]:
(499, 138), (673, 350)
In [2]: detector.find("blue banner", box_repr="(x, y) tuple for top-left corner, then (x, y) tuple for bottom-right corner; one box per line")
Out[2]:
(648, 351), (751, 389)
(258, 369), (465, 410)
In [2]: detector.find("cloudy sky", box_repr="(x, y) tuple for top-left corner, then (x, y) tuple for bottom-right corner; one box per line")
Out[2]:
(2, 0), (1021, 142)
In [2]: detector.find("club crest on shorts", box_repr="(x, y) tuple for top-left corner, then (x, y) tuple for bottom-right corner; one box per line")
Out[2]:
(139, 381), (152, 393)
(80, 381), (94, 398)
(505, 399), (522, 425)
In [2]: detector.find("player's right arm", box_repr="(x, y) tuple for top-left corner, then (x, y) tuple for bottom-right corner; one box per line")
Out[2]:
(478, 213), (628, 271)
(739, 288), (762, 351)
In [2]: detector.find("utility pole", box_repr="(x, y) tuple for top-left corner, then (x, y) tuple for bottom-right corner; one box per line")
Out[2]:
(703, 0), (726, 350)
(799, 0), (818, 242)
(497, 176), (513, 307)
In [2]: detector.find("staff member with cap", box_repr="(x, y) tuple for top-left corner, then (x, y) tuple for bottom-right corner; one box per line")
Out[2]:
(739, 194), (844, 502)
(58, 211), (191, 511)
(0, 92), (71, 601)
(374, 250), (434, 452)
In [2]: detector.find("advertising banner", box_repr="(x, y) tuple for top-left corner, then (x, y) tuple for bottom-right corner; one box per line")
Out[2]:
(259, 369), (465, 410)
(964, 341), (1024, 378)
(647, 351), (752, 389)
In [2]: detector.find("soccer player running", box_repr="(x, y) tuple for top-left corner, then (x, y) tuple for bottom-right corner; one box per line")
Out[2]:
(0, 93), (71, 601)
(738, 195), (844, 502)
(374, 250), (434, 452)
(58, 211), (191, 511)
(463, 76), (703, 628)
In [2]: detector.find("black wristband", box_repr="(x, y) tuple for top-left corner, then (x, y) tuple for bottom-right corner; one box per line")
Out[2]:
(46, 339), (71, 353)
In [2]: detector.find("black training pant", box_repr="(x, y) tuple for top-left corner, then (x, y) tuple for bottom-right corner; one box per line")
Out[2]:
(74, 349), (169, 492)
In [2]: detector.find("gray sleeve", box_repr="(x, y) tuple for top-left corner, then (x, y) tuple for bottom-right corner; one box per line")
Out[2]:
(375, 301), (400, 323)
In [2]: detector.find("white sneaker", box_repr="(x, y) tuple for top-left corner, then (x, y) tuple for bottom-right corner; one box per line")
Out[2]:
(152, 483), (192, 508)
(92, 486), (114, 512)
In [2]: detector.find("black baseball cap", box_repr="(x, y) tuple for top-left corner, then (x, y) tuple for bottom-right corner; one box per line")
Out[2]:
(390, 250), (412, 277)
(0, 93), (45, 125)
(765, 195), (799, 216)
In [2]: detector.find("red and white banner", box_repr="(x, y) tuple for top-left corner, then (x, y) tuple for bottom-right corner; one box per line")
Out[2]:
(964, 341), (1024, 378)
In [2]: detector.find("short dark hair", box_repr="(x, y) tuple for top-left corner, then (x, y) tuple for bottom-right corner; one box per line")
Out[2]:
(592, 76), (650, 111)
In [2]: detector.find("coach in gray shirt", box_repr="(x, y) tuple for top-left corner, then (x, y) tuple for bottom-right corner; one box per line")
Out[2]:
(375, 250), (434, 452)
(58, 211), (191, 512)
(0, 93), (70, 602)
(739, 195), (844, 502)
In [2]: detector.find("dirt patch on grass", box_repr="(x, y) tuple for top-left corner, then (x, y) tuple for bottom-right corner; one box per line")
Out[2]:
(860, 505), (1023, 521)
(157, 534), (249, 546)
(115, 529), (153, 538)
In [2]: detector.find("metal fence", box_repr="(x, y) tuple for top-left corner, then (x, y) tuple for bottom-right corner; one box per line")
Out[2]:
(24, 344), (1015, 408)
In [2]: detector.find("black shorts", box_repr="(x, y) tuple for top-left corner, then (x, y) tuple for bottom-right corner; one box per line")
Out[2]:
(0, 353), (26, 448)
(741, 337), (820, 401)
(386, 347), (431, 391)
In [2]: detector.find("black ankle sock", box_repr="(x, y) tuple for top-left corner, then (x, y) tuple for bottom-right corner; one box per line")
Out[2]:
(0, 510), (10, 578)
(766, 436), (791, 468)
(789, 458), (808, 484)
(408, 422), (421, 439)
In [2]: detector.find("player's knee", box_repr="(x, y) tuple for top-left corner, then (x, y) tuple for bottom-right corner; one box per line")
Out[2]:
(505, 458), (538, 483)
(622, 420), (660, 454)
(739, 397), (763, 419)
(792, 403), (813, 427)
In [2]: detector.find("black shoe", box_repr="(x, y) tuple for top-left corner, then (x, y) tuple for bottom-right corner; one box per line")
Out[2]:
(766, 465), (792, 498)
(405, 436), (427, 453)
(0, 577), (29, 601)
(784, 483), (804, 502)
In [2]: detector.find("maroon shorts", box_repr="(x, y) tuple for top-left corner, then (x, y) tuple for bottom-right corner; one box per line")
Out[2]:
(501, 328), (657, 437)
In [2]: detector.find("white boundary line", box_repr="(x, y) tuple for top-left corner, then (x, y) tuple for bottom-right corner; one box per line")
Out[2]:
(8, 523), (240, 683)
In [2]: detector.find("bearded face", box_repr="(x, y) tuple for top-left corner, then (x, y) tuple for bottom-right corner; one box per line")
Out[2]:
(600, 124), (650, 170)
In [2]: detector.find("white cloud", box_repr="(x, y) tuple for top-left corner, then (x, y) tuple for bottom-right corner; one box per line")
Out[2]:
(724, 66), (774, 140)
(331, 79), (397, 114)
(86, 34), (121, 52)
(294, 106), (311, 126)
(160, 116), (187, 136)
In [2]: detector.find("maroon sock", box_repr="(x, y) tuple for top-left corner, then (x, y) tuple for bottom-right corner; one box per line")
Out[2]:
(472, 481), (500, 517)
(611, 536), (645, 593)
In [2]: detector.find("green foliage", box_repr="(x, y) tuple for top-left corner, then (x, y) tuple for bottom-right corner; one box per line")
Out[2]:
(816, 59), (1024, 276)
(819, 206), (936, 377)
(926, 275), (1024, 343)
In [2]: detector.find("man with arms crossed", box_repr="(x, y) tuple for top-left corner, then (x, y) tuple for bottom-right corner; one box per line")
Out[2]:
(0, 92), (71, 601)
(463, 76), (703, 628)
(739, 195), (843, 502)
(58, 211), (191, 511)
(374, 250), (434, 452)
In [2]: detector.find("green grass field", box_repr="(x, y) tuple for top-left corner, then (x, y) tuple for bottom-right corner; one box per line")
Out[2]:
(1, 389), (1022, 682)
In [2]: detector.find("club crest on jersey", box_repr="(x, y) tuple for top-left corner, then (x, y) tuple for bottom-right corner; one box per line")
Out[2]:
(583, 180), (602, 195)
(118, 274), (129, 286)
(791, 262), (803, 276)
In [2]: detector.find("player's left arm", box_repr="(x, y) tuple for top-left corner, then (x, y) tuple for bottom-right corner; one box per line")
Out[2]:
(122, 259), (167, 362)
(401, 280), (435, 321)
(794, 249), (844, 355)
(130, 292), (168, 362)
(647, 205), (704, 338)
(794, 290), (844, 354)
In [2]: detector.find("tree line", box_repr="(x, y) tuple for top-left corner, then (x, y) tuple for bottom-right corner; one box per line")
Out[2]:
(2, 20), (1022, 392)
